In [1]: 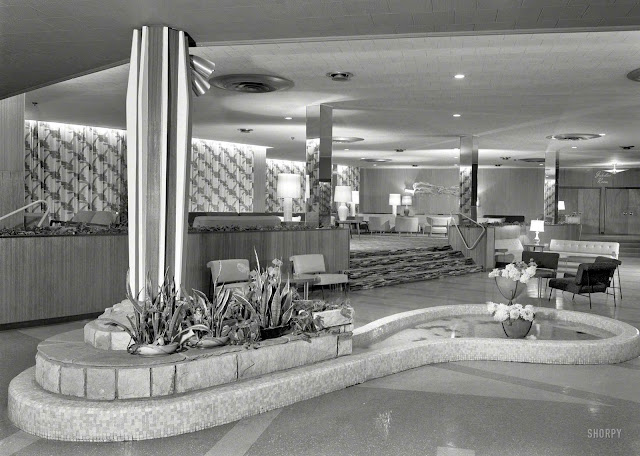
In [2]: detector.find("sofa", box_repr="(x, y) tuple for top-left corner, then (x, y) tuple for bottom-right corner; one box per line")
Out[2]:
(547, 239), (619, 273)
(368, 216), (392, 233)
(192, 215), (281, 228)
(484, 215), (525, 223)
(394, 216), (420, 234)
(548, 240), (619, 260)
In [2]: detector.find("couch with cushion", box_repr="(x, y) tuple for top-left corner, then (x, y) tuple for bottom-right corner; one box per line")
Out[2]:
(484, 215), (525, 223)
(51, 210), (117, 227)
(192, 215), (281, 229)
(547, 239), (619, 274)
(425, 215), (452, 237)
(394, 216), (420, 234)
(368, 216), (392, 233)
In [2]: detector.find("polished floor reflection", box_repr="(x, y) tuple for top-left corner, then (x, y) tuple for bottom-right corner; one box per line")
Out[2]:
(1, 258), (639, 455)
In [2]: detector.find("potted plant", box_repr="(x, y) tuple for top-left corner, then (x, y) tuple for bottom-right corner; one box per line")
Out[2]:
(244, 252), (298, 340)
(102, 272), (208, 355)
(487, 302), (536, 338)
(488, 260), (537, 304)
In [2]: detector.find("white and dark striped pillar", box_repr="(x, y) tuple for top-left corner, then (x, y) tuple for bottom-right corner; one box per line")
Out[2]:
(126, 26), (193, 297)
(459, 135), (478, 220)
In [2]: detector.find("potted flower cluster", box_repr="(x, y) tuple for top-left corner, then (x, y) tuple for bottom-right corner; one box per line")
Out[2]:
(487, 302), (536, 338)
(488, 260), (537, 303)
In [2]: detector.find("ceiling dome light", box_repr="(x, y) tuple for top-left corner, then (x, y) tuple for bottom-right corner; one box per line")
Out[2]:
(453, 114), (461, 117)
(571, 146), (577, 149)
(333, 136), (364, 143)
(284, 116), (292, 120)
(454, 74), (465, 79)
(361, 158), (391, 163)
(626, 68), (640, 82)
(546, 133), (601, 141)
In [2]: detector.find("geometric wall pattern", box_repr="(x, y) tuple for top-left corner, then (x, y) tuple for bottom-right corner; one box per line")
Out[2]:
(24, 121), (359, 221)
(24, 120), (127, 221)
(190, 139), (258, 213)
(265, 159), (306, 213)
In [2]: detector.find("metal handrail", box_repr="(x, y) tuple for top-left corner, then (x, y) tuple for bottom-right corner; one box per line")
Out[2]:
(450, 212), (486, 250)
(0, 200), (50, 228)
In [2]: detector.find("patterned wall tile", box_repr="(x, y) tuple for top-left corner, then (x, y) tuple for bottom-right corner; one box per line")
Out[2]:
(265, 159), (306, 213)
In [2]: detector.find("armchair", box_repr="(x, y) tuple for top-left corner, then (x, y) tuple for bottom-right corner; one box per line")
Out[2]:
(206, 259), (250, 298)
(289, 254), (349, 297)
(522, 251), (559, 298)
(548, 262), (617, 308)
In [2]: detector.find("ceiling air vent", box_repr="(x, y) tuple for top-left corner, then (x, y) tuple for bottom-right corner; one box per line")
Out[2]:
(333, 137), (364, 143)
(326, 72), (353, 81)
(211, 74), (293, 93)
(546, 133), (602, 141)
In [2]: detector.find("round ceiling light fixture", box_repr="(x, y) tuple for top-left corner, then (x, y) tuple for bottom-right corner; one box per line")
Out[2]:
(332, 136), (364, 143)
(211, 74), (294, 93)
(453, 113), (461, 117)
(626, 68), (640, 82)
(360, 158), (391, 163)
(454, 74), (465, 79)
(326, 71), (353, 81)
(546, 133), (602, 141)
(238, 128), (253, 133)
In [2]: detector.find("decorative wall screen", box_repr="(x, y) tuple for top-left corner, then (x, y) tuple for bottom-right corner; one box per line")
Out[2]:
(265, 159), (306, 213)
(24, 121), (127, 221)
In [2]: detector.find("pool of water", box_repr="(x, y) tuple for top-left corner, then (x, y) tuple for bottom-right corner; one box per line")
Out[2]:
(362, 315), (616, 351)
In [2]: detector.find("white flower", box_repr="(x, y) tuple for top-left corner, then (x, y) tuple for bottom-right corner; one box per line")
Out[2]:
(509, 308), (521, 320)
(521, 308), (534, 321)
(494, 308), (509, 322)
(524, 304), (534, 312)
(487, 302), (497, 313)
(488, 269), (500, 278)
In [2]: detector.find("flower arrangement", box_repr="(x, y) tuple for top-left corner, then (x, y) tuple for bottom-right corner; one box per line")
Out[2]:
(487, 302), (535, 322)
(488, 260), (537, 283)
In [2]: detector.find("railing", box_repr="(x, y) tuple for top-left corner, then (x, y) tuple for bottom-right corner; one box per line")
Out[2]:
(450, 212), (486, 250)
(0, 200), (50, 228)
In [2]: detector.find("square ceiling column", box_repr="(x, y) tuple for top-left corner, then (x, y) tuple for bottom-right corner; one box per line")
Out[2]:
(459, 135), (478, 221)
(306, 105), (333, 228)
(544, 150), (559, 224)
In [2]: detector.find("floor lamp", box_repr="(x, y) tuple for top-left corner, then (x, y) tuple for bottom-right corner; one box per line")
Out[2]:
(277, 174), (301, 222)
(334, 186), (352, 221)
(389, 193), (401, 216)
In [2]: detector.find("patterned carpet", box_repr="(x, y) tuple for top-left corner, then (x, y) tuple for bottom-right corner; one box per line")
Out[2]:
(347, 245), (482, 290)
(350, 234), (449, 252)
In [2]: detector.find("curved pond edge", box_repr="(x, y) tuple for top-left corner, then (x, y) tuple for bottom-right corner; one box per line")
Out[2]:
(9, 305), (640, 442)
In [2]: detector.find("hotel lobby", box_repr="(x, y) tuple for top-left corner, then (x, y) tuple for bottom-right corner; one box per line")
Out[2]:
(2, 2), (640, 455)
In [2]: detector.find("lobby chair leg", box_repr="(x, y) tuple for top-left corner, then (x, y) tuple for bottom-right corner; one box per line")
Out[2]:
(617, 268), (622, 298)
(589, 293), (592, 309)
(548, 288), (553, 301)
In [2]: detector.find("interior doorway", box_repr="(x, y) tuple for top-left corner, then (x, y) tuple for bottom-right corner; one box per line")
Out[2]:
(605, 188), (640, 235)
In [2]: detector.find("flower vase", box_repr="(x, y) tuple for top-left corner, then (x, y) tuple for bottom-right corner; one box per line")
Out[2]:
(501, 318), (533, 338)
(495, 277), (527, 304)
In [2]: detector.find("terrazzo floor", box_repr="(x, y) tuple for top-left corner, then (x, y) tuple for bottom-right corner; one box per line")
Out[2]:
(2, 258), (640, 455)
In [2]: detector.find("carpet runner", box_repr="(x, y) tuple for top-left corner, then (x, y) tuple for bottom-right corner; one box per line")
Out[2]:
(347, 245), (482, 290)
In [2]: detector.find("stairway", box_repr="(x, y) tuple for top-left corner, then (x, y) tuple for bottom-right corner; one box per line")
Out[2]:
(347, 245), (483, 291)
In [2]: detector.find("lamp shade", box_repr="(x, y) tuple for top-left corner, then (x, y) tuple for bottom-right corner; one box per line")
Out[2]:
(558, 200), (565, 211)
(277, 174), (301, 199)
(334, 186), (352, 203)
(351, 190), (359, 205)
(389, 193), (401, 206)
(401, 195), (412, 206)
(530, 220), (545, 232)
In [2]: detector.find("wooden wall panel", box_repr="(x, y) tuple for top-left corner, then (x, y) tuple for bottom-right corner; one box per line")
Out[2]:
(0, 95), (25, 228)
(477, 168), (544, 222)
(0, 229), (350, 325)
(184, 228), (350, 292)
(448, 225), (487, 270)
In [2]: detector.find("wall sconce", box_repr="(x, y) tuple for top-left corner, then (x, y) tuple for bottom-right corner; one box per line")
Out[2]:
(334, 186), (352, 221)
(350, 190), (359, 216)
(189, 55), (216, 96)
(277, 174), (301, 222)
(389, 193), (401, 216)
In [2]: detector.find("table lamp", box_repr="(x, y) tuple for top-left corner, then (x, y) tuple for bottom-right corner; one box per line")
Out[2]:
(557, 200), (565, 223)
(277, 174), (301, 222)
(401, 195), (412, 216)
(334, 186), (352, 221)
(530, 219), (545, 245)
(389, 193), (401, 216)
(350, 190), (359, 217)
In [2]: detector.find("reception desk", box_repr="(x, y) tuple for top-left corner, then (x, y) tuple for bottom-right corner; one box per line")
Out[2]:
(449, 224), (581, 270)
(0, 228), (349, 327)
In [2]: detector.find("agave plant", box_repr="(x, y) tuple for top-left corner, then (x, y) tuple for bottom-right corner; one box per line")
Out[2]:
(245, 250), (297, 330)
(103, 271), (208, 354)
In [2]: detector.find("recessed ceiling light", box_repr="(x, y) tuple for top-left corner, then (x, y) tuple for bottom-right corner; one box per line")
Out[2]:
(326, 72), (353, 81)
(333, 136), (364, 143)
(571, 146), (577, 149)
(599, 133), (606, 136)
(284, 116), (292, 120)
(453, 114), (461, 117)
(238, 128), (253, 133)
(539, 163), (544, 166)
(344, 148), (349, 151)
(454, 74), (465, 79)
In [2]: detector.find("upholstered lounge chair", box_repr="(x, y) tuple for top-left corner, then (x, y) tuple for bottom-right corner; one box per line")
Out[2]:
(206, 259), (250, 298)
(289, 254), (349, 296)
(548, 262), (617, 308)
(522, 251), (560, 298)
(562, 256), (622, 300)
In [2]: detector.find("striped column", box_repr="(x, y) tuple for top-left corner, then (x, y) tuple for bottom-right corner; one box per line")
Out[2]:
(126, 26), (192, 297)
(544, 150), (559, 223)
(459, 135), (478, 220)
